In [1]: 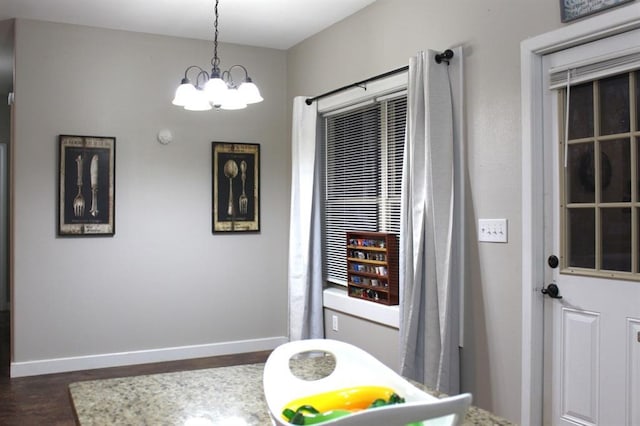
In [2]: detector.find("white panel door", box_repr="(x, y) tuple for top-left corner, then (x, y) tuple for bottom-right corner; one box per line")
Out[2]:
(542, 28), (640, 426)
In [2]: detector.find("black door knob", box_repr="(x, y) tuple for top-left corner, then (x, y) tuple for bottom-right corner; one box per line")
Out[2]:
(541, 283), (562, 299)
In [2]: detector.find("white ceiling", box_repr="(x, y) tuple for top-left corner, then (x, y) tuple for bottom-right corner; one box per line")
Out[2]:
(0, 0), (378, 50)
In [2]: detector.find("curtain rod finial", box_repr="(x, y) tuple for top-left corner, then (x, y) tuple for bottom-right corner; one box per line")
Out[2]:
(305, 98), (313, 105)
(435, 49), (454, 65)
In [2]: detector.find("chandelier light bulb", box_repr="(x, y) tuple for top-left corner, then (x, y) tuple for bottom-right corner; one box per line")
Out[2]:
(184, 89), (213, 111)
(204, 77), (229, 105)
(238, 80), (263, 104)
(220, 88), (247, 110)
(172, 80), (197, 106)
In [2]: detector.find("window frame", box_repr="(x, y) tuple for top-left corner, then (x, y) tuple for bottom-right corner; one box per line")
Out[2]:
(316, 73), (408, 286)
(558, 70), (640, 280)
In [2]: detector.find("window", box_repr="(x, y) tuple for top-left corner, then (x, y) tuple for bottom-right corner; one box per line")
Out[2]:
(560, 70), (640, 278)
(321, 95), (407, 285)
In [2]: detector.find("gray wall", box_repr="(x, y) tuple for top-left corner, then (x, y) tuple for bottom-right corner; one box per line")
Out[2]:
(12, 19), (289, 362)
(286, 0), (562, 422)
(324, 307), (399, 369)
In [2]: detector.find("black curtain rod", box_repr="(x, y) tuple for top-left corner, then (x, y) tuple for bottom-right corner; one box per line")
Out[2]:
(305, 49), (454, 106)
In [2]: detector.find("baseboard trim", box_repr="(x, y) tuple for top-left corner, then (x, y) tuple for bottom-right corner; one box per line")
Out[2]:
(10, 336), (288, 377)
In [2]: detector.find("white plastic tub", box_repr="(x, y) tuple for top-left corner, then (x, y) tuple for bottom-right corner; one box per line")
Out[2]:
(263, 339), (471, 426)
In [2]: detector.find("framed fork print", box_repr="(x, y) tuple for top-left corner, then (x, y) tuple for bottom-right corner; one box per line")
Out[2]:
(58, 135), (115, 236)
(212, 142), (260, 233)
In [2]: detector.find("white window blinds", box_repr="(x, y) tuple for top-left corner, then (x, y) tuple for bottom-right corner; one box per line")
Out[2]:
(322, 95), (407, 285)
(547, 29), (640, 90)
(549, 49), (640, 89)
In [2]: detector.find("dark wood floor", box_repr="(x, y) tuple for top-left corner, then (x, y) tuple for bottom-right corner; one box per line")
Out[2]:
(0, 312), (272, 425)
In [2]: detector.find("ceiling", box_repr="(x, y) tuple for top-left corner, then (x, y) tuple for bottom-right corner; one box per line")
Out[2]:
(0, 0), (378, 50)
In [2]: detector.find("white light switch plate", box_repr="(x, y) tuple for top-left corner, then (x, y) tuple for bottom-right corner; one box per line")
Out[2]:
(478, 218), (508, 243)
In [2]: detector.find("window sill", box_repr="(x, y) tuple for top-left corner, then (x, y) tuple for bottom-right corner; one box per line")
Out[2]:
(323, 287), (400, 329)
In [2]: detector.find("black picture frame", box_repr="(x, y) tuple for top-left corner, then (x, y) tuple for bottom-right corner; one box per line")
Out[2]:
(212, 142), (260, 233)
(58, 135), (115, 236)
(560, 0), (633, 22)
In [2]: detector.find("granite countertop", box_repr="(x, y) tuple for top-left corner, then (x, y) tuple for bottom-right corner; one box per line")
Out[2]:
(69, 356), (513, 425)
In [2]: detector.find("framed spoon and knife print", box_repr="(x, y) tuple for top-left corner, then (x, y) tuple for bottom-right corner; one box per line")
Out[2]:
(212, 142), (260, 233)
(58, 135), (115, 236)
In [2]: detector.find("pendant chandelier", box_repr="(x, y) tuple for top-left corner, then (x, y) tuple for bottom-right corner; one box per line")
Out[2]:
(172, 0), (263, 111)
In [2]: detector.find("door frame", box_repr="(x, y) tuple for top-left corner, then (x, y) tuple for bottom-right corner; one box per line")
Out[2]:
(520, 4), (640, 426)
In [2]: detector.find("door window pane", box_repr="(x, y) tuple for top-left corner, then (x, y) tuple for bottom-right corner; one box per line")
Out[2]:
(600, 138), (630, 203)
(601, 207), (631, 271)
(636, 71), (640, 130)
(637, 208), (640, 270)
(561, 71), (639, 277)
(569, 82), (594, 139)
(637, 139), (640, 201)
(568, 143), (595, 203)
(636, 71), (639, 131)
(567, 208), (595, 268)
(599, 73), (630, 136)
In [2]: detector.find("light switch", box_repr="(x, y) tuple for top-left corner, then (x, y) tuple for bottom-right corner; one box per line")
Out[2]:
(478, 218), (508, 243)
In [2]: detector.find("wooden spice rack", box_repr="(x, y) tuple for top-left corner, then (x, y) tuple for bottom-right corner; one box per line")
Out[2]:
(346, 231), (398, 306)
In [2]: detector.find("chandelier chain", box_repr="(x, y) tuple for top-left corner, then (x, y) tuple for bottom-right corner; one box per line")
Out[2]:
(212, 0), (220, 70)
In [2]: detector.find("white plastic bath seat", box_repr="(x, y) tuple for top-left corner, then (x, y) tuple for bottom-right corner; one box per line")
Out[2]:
(263, 339), (472, 426)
